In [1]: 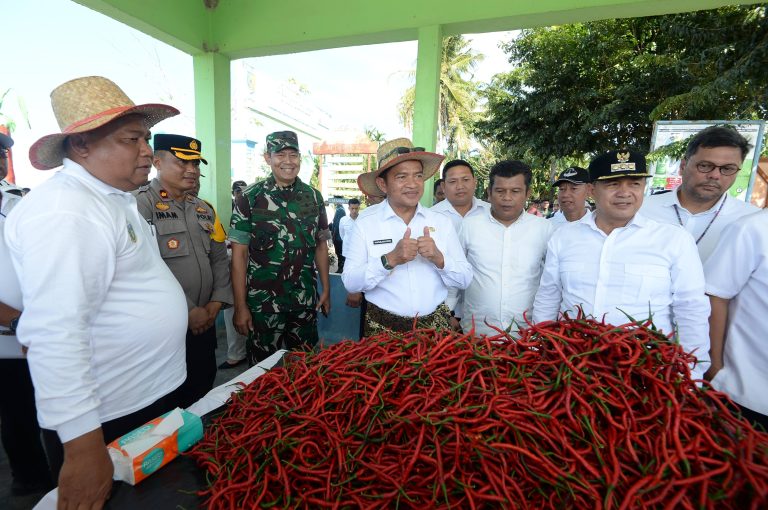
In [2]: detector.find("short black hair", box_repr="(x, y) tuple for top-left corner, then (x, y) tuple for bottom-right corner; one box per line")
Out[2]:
(489, 160), (532, 190)
(433, 178), (444, 192)
(232, 180), (247, 192)
(348, 198), (360, 205)
(684, 125), (752, 161)
(442, 159), (475, 180)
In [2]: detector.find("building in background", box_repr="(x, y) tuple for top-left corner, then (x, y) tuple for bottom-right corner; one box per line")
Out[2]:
(231, 61), (332, 185)
(314, 132), (378, 199)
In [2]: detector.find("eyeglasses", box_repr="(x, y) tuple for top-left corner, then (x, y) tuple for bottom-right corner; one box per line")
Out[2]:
(380, 146), (425, 161)
(695, 161), (740, 176)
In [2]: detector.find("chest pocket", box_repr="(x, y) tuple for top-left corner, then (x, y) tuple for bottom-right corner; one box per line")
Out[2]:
(622, 263), (669, 303)
(155, 220), (189, 259)
(251, 219), (281, 251)
(560, 261), (586, 289)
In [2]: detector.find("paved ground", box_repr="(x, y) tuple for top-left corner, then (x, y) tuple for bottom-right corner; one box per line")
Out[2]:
(0, 323), (247, 510)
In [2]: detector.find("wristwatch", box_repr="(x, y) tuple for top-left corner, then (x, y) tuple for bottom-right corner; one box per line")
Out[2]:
(9, 315), (20, 334)
(380, 254), (394, 270)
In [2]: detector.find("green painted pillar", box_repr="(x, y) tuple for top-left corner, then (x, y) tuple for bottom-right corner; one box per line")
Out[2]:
(193, 52), (232, 227)
(412, 25), (442, 206)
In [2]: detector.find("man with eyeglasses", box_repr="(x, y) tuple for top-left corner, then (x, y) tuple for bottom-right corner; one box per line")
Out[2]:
(229, 131), (331, 364)
(641, 125), (759, 262)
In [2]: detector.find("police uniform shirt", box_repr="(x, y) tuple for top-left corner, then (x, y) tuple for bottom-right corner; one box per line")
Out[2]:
(135, 178), (232, 310)
(342, 200), (473, 317)
(641, 189), (759, 263)
(704, 210), (768, 415)
(532, 211), (711, 379)
(4, 159), (187, 442)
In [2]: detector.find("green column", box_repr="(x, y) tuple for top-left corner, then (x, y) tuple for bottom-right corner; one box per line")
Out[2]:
(412, 25), (442, 206)
(193, 52), (232, 227)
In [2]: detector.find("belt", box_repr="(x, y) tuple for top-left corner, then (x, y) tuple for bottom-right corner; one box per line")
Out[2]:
(364, 302), (451, 337)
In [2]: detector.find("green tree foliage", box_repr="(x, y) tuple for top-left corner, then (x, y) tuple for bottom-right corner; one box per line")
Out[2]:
(474, 5), (768, 163)
(399, 35), (484, 157)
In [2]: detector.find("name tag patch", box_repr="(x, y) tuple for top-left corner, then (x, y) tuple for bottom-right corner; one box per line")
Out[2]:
(373, 239), (392, 245)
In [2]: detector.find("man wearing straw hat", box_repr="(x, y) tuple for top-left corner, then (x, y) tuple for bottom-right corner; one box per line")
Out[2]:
(342, 138), (473, 336)
(4, 76), (187, 508)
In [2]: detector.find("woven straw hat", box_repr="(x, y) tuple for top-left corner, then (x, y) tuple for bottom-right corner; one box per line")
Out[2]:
(29, 76), (179, 170)
(357, 138), (444, 198)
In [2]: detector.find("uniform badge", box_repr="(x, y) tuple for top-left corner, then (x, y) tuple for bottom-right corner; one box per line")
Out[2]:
(428, 226), (436, 233)
(155, 202), (170, 211)
(167, 238), (179, 250)
(196, 206), (207, 214)
(189, 140), (198, 150)
(611, 151), (635, 172)
(127, 223), (137, 243)
(159, 189), (170, 200)
(203, 223), (214, 233)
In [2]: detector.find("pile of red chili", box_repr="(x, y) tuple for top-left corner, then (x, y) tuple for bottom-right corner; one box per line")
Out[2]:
(190, 315), (768, 509)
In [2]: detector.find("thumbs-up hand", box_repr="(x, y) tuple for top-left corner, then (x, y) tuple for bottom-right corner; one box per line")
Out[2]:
(417, 226), (444, 268)
(387, 227), (419, 267)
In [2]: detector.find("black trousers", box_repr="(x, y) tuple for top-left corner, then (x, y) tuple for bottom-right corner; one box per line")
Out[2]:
(169, 325), (218, 410)
(42, 391), (179, 480)
(738, 403), (768, 432)
(333, 239), (345, 273)
(0, 359), (52, 485)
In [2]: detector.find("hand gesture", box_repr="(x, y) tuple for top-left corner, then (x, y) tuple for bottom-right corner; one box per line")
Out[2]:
(388, 227), (418, 267)
(417, 226), (444, 268)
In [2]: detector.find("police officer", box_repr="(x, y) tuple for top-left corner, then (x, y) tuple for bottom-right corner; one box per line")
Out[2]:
(136, 134), (233, 408)
(229, 131), (331, 364)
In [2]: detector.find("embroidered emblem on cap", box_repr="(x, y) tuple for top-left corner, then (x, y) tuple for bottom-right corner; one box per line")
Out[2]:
(127, 223), (137, 243)
(563, 168), (577, 177)
(167, 238), (179, 250)
(610, 152), (635, 172)
(155, 202), (170, 211)
(190, 140), (198, 150)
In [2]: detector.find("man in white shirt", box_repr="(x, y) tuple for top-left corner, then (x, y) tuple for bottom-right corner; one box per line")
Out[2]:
(343, 138), (473, 335)
(460, 160), (553, 336)
(703, 210), (768, 430)
(641, 125), (758, 262)
(431, 159), (490, 328)
(338, 197), (360, 245)
(4, 76), (187, 509)
(549, 166), (590, 228)
(532, 150), (710, 379)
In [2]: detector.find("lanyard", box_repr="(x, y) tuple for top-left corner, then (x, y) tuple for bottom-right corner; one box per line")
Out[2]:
(673, 196), (726, 245)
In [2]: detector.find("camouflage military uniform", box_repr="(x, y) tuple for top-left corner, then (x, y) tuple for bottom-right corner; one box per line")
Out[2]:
(229, 175), (330, 363)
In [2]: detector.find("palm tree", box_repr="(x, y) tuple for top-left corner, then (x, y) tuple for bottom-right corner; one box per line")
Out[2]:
(399, 35), (484, 158)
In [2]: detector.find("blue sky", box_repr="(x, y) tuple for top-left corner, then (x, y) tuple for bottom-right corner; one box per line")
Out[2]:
(4, 0), (513, 187)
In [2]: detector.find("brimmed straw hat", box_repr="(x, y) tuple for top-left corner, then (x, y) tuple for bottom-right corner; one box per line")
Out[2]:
(357, 138), (444, 198)
(29, 76), (179, 170)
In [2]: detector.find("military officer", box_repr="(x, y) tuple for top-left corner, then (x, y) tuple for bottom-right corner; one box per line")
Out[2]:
(135, 134), (233, 408)
(229, 130), (331, 364)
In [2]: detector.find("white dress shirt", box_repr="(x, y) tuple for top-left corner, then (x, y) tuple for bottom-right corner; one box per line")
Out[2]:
(459, 210), (553, 336)
(431, 197), (490, 314)
(430, 196), (491, 233)
(0, 186), (24, 358)
(641, 188), (758, 263)
(549, 210), (567, 227)
(532, 211), (710, 379)
(4, 159), (188, 442)
(342, 200), (473, 317)
(338, 215), (354, 243)
(704, 210), (768, 415)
